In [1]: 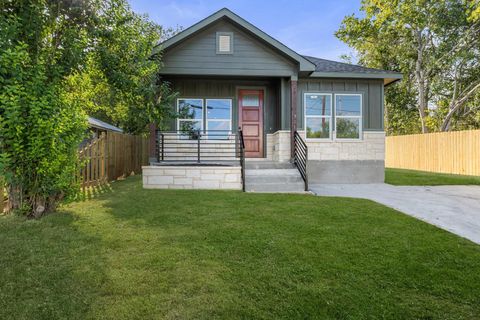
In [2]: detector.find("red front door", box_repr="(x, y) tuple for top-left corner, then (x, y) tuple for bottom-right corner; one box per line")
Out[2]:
(238, 89), (264, 158)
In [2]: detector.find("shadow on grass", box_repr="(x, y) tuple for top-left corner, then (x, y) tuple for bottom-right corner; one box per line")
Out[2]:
(78, 182), (114, 201)
(94, 176), (480, 319)
(0, 212), (107, 319)
(2, 175), (480, 319)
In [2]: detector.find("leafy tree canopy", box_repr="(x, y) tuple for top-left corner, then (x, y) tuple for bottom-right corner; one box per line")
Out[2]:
(336, 0), (480, 135)
(0, 0), (172, 216)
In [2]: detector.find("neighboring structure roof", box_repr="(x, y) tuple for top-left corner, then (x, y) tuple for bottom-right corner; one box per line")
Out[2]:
(303, 55), (402, 85)
(154, 8), (316, 72)
(87, 117), (123, 133)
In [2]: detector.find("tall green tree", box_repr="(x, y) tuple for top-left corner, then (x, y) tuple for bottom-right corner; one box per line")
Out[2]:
(336, 0), (480, 134)
(0, 0), (172, 217)
(76, 0), (176, 134)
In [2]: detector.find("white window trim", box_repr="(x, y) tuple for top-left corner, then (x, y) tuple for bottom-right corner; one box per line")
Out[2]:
(216, 32), (234, 54)
(177, 98), (204, 131)
(205, 98), (233, 135)
(304, 93), (333, 141)
(334, 93), (363, 141)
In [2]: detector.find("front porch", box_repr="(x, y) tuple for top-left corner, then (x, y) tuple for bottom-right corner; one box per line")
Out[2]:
(143, 126), (308, 192)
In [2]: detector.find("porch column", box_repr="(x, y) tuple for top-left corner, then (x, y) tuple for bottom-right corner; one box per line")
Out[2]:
(290, 76), (298, 159)
(148, 122), (156, 163)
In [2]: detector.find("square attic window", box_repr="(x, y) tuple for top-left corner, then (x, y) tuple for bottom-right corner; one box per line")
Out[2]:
(216, 32), (233, 54)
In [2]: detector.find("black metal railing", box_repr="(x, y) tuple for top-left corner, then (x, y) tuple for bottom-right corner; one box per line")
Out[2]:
(155, 128), (246, 191)
(156, 130), (242, 163)
(293, 131), (308, 191)
(238, 127), (246, 192)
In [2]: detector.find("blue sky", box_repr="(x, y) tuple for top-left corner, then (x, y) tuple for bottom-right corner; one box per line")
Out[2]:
(127, 0), (362, 61)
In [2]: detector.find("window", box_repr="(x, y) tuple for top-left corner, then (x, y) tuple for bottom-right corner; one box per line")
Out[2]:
(304, 93), (332, 139)
(335, 94), (362, 139)
(241, 94), (260, 107)
(206, 99), (232, 138)
(177, 98), (203, 134)
(177, 98), (233, 138)
(216, 32), (233, 54)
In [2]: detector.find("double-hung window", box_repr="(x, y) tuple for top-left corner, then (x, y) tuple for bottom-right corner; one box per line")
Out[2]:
(206, 99), (232, 138)
(177, 98), (203, 132)
(304, 93), (362, 140)
(305, 93), (332, 139)
(335, 94), (362, 139)
(177, 98), (232, 138)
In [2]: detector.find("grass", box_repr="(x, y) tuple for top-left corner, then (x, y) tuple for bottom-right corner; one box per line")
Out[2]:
(385, 167), (480, 186)
(1, 177), (480, 319)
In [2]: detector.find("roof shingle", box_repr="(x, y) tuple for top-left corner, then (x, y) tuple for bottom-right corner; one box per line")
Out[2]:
(303, 55), (401, 75)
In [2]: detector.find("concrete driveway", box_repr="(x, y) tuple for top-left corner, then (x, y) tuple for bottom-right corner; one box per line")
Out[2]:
(310, 184), (480, 245)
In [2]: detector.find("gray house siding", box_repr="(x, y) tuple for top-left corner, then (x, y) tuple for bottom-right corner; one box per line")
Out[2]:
(164, 77), (281, 135)
(160, 19), (298, 77)
(296, 78), (384, 131)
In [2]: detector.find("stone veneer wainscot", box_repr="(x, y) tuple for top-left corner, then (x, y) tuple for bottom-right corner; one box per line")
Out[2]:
(142, 166), (242, 190)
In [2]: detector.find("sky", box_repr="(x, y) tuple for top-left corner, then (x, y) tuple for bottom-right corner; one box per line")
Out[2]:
(127, 0), (362, 62)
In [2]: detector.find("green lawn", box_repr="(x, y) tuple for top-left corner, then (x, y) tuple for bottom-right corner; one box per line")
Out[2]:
(1, 177), (480, 319)
(385, 167), (480, 186)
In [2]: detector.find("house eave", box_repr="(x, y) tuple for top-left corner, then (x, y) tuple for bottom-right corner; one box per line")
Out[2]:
(307, 72), (403, 85)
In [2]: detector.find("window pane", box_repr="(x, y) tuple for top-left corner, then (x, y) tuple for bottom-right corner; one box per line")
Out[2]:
(178, 99), (203, 120)
(306, 118), (330, 139)
(336, 95), (361, 116)
(206, 99), (232, 120)
(179, 120), (201, 133)
(336, 118), (360, 139)
(207, 120), (230, 139)
(306, 94), (331, 116)
(242, 94), (259, 107)
(208, 120), (230, 131)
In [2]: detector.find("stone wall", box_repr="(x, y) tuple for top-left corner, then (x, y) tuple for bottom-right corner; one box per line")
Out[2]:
(302, 131), (385, 161)
(142, 166), (242, 190)
(266, 130), (385, 183)
(266, 130), (291, 162)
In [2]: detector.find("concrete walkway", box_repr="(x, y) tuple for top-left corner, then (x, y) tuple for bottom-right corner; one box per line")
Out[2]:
(310, 184), (480, 245)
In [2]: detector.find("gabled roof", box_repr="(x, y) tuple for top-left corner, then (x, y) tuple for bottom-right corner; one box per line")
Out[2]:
(154, 8), (316, 72)
(88, 117), (123, 133)
(304, 56), (402, 85)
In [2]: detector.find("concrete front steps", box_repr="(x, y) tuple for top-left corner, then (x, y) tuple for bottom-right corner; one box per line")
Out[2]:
(245, 160), (306, 193)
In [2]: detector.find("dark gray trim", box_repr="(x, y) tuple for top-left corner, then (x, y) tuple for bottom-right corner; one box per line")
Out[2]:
(216, 31), (233, 54)
(309, 71), (402, 83)
(155, 8), (316, 72)
(159, 69), (295, 77)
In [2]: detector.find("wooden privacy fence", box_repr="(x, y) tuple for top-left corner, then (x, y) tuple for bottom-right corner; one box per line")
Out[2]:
(79, 132), (149, 188)
(386, 129), (480, 176)
(1, 177), (5, 213)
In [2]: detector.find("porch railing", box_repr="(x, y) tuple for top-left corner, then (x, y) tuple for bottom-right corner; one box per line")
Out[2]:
(293, 131), (308, 191)
(155, 129), (246, 191)
(156, 130), (242, 163)
(238, 127), (246, 192)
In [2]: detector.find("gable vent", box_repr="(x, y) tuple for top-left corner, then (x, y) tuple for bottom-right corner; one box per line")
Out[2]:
(216, 32), (233, 54)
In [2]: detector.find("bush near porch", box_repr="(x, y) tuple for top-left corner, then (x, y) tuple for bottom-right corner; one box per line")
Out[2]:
(1, 176), (479, 319)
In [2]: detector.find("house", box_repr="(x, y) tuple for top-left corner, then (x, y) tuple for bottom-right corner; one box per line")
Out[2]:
(88, 116), (123, 137)
(143, 8), (401, 192)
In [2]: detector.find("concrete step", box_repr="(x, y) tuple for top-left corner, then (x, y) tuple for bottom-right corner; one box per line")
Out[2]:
(245, 182), (306, 193)
(245, 168), (299, 176)
(244, 161), (305, 193)
(245, 161), (294, 169)
(246, 175), (304, 184)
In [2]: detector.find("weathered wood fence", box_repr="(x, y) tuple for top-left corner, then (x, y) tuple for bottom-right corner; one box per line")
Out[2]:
(1, 132), (149, 212)
(79, 132), (149, 189)
(386, 129), (480, 176)
(1, 177), (5, 213)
